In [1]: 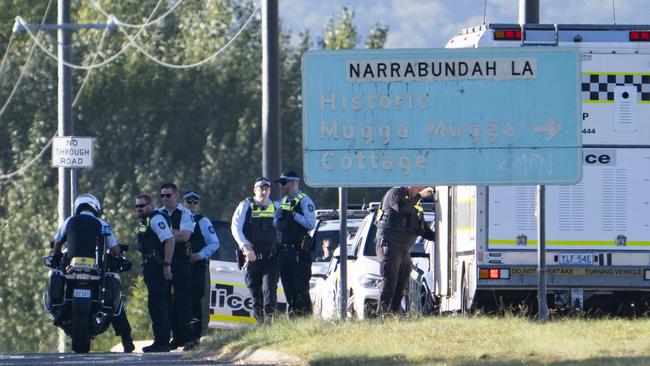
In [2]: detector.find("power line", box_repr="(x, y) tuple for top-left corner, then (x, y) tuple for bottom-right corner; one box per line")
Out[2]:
(17, 0), (166, 70)
(0, 31), (16, 76)
(89, 0), (184, 28)
(115, 0), (261, 70)
(0, 0), (54, 120)
(0, 12), (110, 182)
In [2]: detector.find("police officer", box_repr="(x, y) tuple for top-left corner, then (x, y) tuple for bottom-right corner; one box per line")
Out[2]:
(182, 191), (219, 338)
(135, 193), (174, 353)
(158, 183), (196, 350)
(375, 186), (435, 315)
(52, 193), (134, 353)
(274, 171), (316, 317)
(231, 177), (280, 324)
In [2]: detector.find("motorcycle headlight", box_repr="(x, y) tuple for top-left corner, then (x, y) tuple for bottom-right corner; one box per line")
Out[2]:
(359, 274), (382, 289)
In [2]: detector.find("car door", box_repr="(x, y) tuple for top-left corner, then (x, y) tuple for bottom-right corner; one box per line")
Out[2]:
(208, 221), (286, 327)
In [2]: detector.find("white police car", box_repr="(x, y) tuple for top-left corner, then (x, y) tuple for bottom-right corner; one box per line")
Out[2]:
(208, 221), (287, 327)
(313, 208), (434, 320)
(309, 209), (365, 302)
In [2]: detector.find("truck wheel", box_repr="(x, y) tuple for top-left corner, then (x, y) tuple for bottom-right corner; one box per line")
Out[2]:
(71, 311), (91, 353)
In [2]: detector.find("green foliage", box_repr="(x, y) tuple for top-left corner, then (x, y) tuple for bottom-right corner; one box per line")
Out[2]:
(0, 0), (388, 353)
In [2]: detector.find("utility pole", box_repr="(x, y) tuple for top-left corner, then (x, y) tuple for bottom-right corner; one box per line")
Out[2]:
(519, 0), (547, 323)
(15, 0), (114, 351)
(262, 0), (281, 198)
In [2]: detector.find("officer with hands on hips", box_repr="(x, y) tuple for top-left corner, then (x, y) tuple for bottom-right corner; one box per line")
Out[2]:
(182, 191), (219, 338)
(52, 193), (134, 353)
(135, 193), (174, 353)
(158, 182), (196, 350)
(274, 170), (316, 317)
(375, 186), (435, 315)
(231, 177), (280, 324)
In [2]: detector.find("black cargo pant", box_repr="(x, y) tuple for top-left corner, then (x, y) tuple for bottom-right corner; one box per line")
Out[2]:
(143, 262), (171, 345)
(168, 256), (193, 344)
(189, 259), (207, 338)
(245, 251), (280, 323)
(110, 309), (132, 340)
(376, 238), (412, 314)
(278, 246), (312, 317)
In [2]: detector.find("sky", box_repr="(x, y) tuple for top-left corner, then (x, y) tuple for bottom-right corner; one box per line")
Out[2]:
(279, 0), (650, 48)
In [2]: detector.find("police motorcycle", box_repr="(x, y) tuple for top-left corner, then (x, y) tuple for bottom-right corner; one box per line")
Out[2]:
(42, 227), (131, 353)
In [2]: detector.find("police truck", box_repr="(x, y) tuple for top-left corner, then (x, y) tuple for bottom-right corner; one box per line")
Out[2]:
(430, 23), (650, 314)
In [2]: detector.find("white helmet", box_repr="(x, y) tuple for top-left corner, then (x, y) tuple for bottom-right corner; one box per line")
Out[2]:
(73, 193), (101, 216)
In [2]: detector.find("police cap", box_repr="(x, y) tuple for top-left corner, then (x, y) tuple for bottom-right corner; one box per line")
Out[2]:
(254, 177), (271, 188)
(275, 170), (300, 184)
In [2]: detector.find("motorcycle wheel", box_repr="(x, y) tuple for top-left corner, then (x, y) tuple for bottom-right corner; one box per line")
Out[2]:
(71, 311), (91, 353)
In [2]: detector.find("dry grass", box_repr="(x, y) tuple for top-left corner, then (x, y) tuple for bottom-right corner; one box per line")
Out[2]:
(194, 315), (650, 365)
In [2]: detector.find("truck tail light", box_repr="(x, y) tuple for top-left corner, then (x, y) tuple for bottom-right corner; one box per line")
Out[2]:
(494, 29), (522, 41)
(630, 31), (650, 41)
(479, 268), (510, 279)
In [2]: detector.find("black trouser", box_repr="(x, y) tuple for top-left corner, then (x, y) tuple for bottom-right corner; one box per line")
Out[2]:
(245, 253), (279, 323)
(143, 262), (171, 345)
(376, 239), (412, 314)
(278, 247), (312, 317)
(189, 259), (207, 338)
(111, 309), (132, 340)
(168, 256), (193, 343)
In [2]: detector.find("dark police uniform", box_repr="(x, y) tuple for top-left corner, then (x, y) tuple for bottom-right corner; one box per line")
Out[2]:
(137, 210), (174, 348)
(159, 204), (195, 347)
(375, 187), (435, 314)
(188, 213), (219, 338)
(232, 197), (280, 323)
(275, 192), (316, 316)
(55, 211), (133, 350)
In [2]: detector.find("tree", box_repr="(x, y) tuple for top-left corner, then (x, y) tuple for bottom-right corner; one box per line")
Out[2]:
(0, 1), (389, 352)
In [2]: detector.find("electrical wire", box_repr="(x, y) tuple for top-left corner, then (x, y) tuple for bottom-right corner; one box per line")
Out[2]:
(18, 0), (165, 70)
(89, 0), (184, 28)
(115, 0), (261, 70)
(0, 0), (53, 120)
(0, 13), (109, 182)
(0, 31), (16, 76)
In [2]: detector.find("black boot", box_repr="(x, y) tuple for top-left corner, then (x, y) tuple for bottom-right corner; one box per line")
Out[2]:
(121, 335), (135, 353)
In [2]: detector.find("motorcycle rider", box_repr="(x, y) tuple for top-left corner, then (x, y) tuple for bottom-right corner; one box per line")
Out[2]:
(51, 193), (134, 353)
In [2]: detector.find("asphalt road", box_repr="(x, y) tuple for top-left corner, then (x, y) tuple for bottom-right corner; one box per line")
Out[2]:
(0, 353), (273, 366)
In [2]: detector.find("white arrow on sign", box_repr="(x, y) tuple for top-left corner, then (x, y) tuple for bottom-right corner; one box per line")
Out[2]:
(533, 117), (563, 142)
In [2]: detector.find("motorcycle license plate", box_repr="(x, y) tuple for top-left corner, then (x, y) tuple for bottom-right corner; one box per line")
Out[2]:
(73, 289), (91, 298)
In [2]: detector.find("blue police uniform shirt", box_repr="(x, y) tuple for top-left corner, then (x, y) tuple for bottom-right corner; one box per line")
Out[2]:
(195, 215), (220, 259)
(159, 204), (195, 232)
(273, 192), (316, 230)
(149, 213), (174, 243)
(232, 199), (280, 248)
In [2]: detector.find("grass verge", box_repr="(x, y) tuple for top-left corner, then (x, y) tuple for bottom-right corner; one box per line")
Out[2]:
(192, 315), (650, 365)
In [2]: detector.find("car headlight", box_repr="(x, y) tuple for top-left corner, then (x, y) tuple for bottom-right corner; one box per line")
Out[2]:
(359, 274), (382, 289)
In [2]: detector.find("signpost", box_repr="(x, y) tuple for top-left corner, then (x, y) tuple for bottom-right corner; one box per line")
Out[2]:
(52, 136), (93, 168)
(302, 47), (581, 321)
(302, 47), (582, 187)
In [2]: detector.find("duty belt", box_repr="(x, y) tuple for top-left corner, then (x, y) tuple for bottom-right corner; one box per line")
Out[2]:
(142, 251), (162, 265)
(280, 243), (300, 250)
(254, 250), (276, 260)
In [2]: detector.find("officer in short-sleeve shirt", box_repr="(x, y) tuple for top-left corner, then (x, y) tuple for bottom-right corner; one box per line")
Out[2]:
(158, 182), (196, 350)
